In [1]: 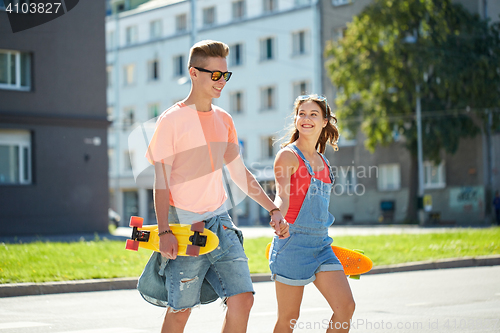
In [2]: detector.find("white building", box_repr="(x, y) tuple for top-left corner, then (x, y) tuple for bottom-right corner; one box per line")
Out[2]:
(106, 0), (323, 225)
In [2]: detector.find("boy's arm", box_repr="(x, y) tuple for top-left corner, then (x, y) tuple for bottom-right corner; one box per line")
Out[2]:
(226, 155), (289, 238)
(154, 161), (178, 259)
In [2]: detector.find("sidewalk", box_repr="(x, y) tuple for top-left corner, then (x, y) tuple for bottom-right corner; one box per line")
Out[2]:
(1, 225), (499, 298)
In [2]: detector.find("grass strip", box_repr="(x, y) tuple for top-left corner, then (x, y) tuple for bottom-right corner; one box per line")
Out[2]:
(1, 228), (498, 284)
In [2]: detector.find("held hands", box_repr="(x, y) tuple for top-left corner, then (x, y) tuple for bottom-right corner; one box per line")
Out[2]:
(159, 233), (178, 260)
(269, 210), (290, 239)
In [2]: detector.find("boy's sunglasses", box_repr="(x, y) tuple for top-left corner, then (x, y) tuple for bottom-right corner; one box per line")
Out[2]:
(193, 67), (232, 82)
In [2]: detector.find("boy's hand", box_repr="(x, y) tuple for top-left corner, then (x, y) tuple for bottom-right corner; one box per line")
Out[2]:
(159, 233), (178, 259)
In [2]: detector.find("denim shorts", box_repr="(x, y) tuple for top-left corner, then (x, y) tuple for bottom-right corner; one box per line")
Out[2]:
(164, 228), (254, 310)
(155, 206), (254, 311)
(269, 227), (344, 286)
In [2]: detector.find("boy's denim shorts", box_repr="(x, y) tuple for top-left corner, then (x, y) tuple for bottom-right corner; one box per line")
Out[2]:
(163, 207), (254, 311)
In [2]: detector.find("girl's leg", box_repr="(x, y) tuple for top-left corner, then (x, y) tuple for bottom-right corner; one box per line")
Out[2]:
(273, 281), (305, 333)
(313, 271), (355, 333)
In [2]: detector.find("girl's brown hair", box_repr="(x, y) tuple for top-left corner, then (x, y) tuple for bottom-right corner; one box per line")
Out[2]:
(188, 40), (230, 69)
(281, 95), (339, 154)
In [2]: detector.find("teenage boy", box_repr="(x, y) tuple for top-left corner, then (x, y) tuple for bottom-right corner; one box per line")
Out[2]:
(138, 40), (288, 333)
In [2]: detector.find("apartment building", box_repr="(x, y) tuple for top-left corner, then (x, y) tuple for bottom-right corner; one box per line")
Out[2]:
(106, 0), (322, 225)
(320, 0), (500, 225)
(0, 1), (108, 235)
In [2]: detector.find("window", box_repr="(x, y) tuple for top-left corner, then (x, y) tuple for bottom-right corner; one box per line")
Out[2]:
(123, 107), (135, 128)
(106, 65), (113, 88)
(203, 7), (216, 27)
(232, 0), (245, 20)
(424, 161), (445, 189)
(263, 0), (277, 13)
(175, 14), (187, 32)
(332, 26), (347, 41)
(230, 43), (243, 66)
(336, 166), (356, 194)
(337, 129), (357, 146)
(108, 148), (114, 172)
(261, 136), (276, 159)
(173, 55), (185, 77)
(295, 0), (311, 5)
(148, 59), (159, 81)
(124, 150), (134, 170)
(332, 0), (351, 6)
(0, 49), (31, 91)
(106, 31), (115, 50)
(293, 80), (309, 97)
(260, 86), (276, 110)
(378, 164), (401, 191)
(260, 37), (275, 61)
(123, 64), (135, 86)
(0, 129), (32, 185)
(148, 103), (160, 119)
(230, 91), (244, 114)
(292, 30), (308, 55)
(150, 20), (162, 40)
(125, 25), (138, 45)
(107, 106), (114, 121)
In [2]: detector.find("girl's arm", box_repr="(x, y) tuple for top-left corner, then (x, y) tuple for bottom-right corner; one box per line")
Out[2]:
(273, 149), (299, 218)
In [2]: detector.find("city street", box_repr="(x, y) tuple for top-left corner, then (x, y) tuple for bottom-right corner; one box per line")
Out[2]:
(1, 266), (499, 333)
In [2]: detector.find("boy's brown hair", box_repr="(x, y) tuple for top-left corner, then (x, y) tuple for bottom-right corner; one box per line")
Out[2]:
(188, 40), (230, 69)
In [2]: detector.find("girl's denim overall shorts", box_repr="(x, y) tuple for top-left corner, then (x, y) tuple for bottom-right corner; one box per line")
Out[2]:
(269, 144), (344, 286)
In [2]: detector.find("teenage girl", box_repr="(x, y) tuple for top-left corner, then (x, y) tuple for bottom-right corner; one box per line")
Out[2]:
(269, 95), (355, 333)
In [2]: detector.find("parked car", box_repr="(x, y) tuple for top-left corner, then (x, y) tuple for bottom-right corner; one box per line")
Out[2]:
(108, 208), (121, 227)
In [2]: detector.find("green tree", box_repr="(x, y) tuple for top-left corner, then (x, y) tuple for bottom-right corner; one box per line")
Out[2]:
(325, 0), (500, 221)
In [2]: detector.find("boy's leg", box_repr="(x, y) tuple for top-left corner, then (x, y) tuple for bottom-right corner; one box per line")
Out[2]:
(162, 255), (211, 333)
(161, 309), (191, 333)
(205, 229), (255, 333)
(222, 292), (254, 333)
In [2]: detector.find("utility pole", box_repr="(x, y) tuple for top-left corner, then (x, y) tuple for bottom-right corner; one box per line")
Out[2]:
(416, 84), (425, 225)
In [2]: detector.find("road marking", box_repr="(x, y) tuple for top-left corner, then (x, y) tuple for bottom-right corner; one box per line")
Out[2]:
(0, 322), (50, 330)
(61, 329), (146, 333)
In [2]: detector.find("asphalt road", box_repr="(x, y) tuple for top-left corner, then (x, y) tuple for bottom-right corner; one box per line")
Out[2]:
(1, 266), (499, 333)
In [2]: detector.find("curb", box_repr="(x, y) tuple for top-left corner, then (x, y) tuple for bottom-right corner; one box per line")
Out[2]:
(2, 255), (499, 298)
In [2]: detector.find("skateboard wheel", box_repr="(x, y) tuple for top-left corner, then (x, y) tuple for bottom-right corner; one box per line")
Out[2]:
(125, 239), (140, 251)
(129, 216), (143, 228)
(191, 221), (205, 233)
(349, 275), (360, 280)
(186, 245), (200, 257)
(353, 249), (364, 254)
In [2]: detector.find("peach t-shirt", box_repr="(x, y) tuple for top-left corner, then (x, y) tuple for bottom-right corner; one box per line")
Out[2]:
(146, 102), (240, 214)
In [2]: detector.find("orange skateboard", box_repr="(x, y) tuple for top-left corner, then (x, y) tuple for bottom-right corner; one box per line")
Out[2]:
(126, 216), (219, 257)
(266, 243), (373, 279)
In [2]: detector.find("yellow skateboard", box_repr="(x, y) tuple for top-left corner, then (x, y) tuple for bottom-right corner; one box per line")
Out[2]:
(266, 243), (373, 279)
(125, 216), (219, 257)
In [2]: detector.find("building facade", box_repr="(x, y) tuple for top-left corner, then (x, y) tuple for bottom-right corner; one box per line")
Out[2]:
(0, 1), (109, 236)
(107, 0), (499, 227)
(320, 0), (500, 225)
(106, 0), (323, 225)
